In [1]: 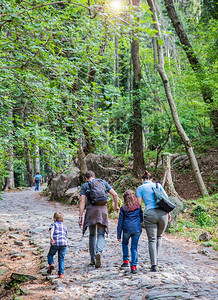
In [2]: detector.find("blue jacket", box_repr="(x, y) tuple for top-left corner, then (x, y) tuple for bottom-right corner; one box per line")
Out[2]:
(117, 206), (143, 239)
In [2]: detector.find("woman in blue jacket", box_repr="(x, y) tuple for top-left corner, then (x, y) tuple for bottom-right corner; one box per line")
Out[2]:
(117, 189), (143, 274)
(136, 170), (170, 272)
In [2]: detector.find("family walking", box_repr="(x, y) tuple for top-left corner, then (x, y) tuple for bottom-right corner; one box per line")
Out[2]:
(46, 169), (171, 277)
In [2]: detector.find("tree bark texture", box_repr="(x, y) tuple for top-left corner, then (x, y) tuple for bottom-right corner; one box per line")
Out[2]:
(164, 0), (218, 133)
(26, 145), (33, 187)
(4, 151), (15, 191)
(147, 0), (208, 196)
(4, 110), (15, 191)
(131, 9), (145, 177)
(34, 145), (40, 174)
(161, 153), (180, 198)
(78, 141), (87, 175)
(115, 35), (120, 88)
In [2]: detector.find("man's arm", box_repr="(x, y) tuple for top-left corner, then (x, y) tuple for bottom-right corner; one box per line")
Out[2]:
(78, 195), (86, 227)
(117, 207), (124, 241)
(108, 189), (119, 213)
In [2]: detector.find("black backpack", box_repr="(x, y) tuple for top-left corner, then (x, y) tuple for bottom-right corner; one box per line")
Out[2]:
(35, 177), (40, 183)
(87, 179), (108, 206)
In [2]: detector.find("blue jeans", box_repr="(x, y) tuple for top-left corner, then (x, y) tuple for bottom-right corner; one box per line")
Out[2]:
(89, 223), (105, 263)
(122, 232), (141, 266)
(47, 245), (66, 275)
(35, 181), (39, 191)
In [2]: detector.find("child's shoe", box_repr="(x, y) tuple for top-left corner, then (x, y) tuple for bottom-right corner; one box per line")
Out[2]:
(120, 260), (129, 269)
(47, 263), (54, 274)
(59, 274), (64, 278)
(131, 265), (137, 274)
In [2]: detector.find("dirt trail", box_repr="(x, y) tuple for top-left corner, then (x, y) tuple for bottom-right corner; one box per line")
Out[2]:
(0, 188), (217, 300)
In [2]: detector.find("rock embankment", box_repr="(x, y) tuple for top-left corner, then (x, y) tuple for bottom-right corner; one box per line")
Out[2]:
(0, 188), (217, 299)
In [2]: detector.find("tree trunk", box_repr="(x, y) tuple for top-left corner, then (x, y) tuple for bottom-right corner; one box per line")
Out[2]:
(115, 35), (120, 88)
(131, 0), (145, 177)
(26, 145), (33, 187)
(4, 150), (15, 191)
(78, 141), (87, 175)
(161, 153), (180, 198)
(34, 144), (40, 174)
(147, 0), (208, 197)
(4, 110), (15, 191)
(164, 0), (218, 133)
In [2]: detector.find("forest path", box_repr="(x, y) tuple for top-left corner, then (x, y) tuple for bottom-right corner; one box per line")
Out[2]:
(0, 188), (217, 300)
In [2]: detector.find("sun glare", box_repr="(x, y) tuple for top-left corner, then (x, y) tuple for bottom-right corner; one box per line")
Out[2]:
(111, 1), (121, 11)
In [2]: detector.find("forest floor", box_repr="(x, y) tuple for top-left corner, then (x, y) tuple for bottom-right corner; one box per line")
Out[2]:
(0, 187), (217, 300)
(171, 148), (218, 200)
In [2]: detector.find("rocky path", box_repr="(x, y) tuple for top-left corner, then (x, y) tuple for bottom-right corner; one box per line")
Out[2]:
(0, 188), (217, 300)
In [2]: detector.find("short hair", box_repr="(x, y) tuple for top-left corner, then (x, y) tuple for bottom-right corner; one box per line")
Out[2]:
(53, 212), (64, 222)
(85, 170), (95, 179)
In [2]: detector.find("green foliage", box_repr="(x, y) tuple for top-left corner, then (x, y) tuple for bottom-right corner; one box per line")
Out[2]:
(0, 0), (217, 190)
(169, 194), (218, 250)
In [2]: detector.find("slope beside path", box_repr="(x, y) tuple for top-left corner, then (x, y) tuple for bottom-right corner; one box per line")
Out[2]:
(0, 188), (217, 300)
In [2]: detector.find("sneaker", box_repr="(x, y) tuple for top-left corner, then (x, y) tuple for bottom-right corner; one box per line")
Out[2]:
(95, 253), (101, 268)
(120, 260), (129, 270)
(150, 265), (158, 272)
(47, 263), (54, 274)
(131, 265), (137, 274)
(59, 274), (64, 278)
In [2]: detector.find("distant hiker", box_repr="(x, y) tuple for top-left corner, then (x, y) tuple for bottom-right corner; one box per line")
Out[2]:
(34, 172), (42, 191)
(79, 170), (119, 268)
(136, 170), (171, 272)
(47, 212), (67, 279)
(117, 189), (143, 274)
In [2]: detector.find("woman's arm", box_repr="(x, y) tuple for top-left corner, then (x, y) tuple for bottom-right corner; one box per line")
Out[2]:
(137, 197), (142, 205)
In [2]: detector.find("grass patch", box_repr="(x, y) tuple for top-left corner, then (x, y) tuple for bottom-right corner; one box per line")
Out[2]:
(168, 193), (218, 250)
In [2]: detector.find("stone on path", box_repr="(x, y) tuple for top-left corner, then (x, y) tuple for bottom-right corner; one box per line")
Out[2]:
(0, 189), (217, 300)
(11, 272), (39, 282)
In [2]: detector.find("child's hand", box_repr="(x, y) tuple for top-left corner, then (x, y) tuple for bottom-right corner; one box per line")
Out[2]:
(118, 239), (121, 242)
(50, 238), (55, 244)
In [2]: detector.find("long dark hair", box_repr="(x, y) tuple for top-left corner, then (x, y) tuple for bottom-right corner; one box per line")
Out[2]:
(123, 189), (141, 211)
(141, 170), (152, 180)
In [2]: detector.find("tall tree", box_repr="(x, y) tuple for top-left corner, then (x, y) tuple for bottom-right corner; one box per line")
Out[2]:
(164, 0), (218, 133)
(131, 0), (145, 177)
(4, 110), (15, 191)
(147, 0), (208, 196)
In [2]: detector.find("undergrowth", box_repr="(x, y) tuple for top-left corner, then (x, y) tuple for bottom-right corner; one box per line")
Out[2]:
(168, 194), (218, 250)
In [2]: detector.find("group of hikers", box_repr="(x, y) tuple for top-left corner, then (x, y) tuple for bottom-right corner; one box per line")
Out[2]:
(46, 170), (171, 278)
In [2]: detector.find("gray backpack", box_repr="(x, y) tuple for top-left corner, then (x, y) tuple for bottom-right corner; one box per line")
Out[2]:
(87, 179), (108, 206)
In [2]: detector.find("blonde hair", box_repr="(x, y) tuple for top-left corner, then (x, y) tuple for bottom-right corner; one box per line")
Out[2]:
(123, 189), (140, 211)
(53, 212), (64, 222)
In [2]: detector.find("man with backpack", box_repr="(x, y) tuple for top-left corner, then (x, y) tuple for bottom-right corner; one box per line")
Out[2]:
(79, 170), (119, 268)
(34, 172), (42, 191)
